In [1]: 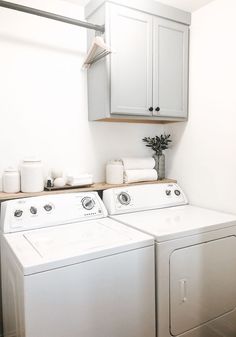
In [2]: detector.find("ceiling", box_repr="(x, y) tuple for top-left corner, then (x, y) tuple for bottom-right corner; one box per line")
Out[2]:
(65, 0), (215, 12)
(155, 0), (215, 12)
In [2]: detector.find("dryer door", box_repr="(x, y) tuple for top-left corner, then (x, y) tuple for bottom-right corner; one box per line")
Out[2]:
(170, 236), (236, 336)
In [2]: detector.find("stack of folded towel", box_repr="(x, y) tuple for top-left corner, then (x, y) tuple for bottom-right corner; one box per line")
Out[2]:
(122, 157), (158, 184)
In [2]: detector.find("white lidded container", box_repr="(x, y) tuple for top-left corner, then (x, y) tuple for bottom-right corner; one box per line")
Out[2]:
(20, 158), (44, 193)
(106, 160), (124, 185)
(3, 167), (20, 193)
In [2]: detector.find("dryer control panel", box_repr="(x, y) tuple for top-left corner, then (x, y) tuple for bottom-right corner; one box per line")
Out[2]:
(103, 183), (188, 215)
(1, 192), (108, 233)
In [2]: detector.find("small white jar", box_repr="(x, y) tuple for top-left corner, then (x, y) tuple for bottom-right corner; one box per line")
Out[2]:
(3, 168), (20, 193)
(20, 158), (44, 193)
(106, 160), (124, 185)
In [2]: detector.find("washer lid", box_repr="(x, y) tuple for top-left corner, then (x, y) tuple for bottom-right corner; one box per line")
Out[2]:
(4, 218), (153, 275)
(111, 205), (236, 242)
(23, 220), (135, 259)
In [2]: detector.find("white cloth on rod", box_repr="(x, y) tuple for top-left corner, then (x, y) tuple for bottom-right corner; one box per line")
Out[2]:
(122, 157), (155, 170)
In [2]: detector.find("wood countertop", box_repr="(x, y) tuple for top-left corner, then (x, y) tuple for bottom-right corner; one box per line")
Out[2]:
(0, 178), (177, 201)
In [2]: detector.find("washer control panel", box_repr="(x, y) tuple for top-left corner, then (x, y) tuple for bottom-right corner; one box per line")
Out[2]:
(1, 192), (107, 233)
(103, 183), (188, 215)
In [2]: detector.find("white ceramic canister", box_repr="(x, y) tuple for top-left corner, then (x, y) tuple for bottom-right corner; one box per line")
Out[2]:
(106, 160), (124, 184)
(3, 168), (20, 193)
(20, 158), (44, 193)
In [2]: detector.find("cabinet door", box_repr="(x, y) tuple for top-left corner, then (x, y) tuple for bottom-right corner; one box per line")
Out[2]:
(109, 5), (153, 116)
(153, 18), (189, 118)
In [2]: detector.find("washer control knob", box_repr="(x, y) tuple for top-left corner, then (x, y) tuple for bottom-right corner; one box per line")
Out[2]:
(174, 190), (181, 196)
(44, 204), (53, 212)
(118, 192), (131, 205)
(30, 206), (37, 215)
(82, 197), (95, 210)
(14, 209), (23, 218)
(166, 190), (171, 196)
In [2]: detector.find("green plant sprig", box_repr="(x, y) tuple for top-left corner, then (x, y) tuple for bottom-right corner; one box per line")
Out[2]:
(142, 134), (172, 155)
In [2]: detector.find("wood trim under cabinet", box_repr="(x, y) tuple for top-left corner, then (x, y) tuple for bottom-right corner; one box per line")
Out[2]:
(0, 179), (177, 201)
(97, 118), (184, 124)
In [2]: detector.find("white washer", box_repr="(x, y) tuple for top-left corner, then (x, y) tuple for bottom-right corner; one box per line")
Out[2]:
(103, 183), (236, 337)
(0, 192), (155, 337)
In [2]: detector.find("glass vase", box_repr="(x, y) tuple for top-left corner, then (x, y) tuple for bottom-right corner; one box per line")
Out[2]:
(153, 153), (165, 180)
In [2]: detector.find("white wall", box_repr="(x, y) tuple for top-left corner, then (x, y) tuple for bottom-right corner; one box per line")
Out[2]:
(0, 0), (163, 185)
(166, 0), (236, 214)
(2, 0), (235, 207)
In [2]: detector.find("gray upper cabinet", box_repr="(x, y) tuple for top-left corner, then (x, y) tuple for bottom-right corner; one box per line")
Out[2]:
(153, 18), (189, 118)
(110, 6), (153, 116)
(86, 0), (190, 124)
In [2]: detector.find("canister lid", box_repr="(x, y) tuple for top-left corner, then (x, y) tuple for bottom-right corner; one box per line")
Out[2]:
(4, 167), (19, 173)
(107, 160), (123, 166)
(23, 157), (41, 163)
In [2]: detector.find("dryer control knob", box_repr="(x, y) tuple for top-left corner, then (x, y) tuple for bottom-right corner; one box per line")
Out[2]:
(166, 190), (171, 196)
(118, 192), (131, 205)
(174, 190), (181, 196)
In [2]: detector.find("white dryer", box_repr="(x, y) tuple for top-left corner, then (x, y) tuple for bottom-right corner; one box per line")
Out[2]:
(0, 192), (155, 337)
(103, 183), (236, 337)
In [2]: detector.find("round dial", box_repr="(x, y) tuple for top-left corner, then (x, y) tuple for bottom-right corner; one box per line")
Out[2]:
(118, 192), (131, 205)
(44, 204), (53, 212)
(82, 197), (95, 210)
(14, 209), (23, 218)
(30, 206), (37, 215)
(174, 190), (181, 196)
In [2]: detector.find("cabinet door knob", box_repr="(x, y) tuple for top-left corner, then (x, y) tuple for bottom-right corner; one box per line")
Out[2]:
(149, 107), (154, 112)
(155, 107), (160, 112)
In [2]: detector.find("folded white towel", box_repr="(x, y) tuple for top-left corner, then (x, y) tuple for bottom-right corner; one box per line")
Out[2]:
(122, 157), (155, 170)
(67, 174), (93, 187)
(124, 169), (158, 184)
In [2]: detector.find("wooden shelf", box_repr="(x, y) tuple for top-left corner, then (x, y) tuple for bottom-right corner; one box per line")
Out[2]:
(0, 179), (177, 201)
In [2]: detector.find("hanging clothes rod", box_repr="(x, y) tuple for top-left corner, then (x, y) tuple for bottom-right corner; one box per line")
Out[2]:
(0, 0), (105, 33)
